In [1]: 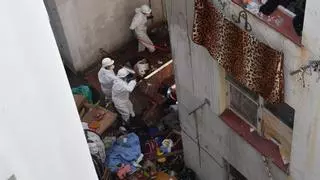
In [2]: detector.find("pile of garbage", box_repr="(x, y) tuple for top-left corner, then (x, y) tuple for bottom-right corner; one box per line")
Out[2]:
(72, 85), (195, 180)
(99, 127), (194, 180)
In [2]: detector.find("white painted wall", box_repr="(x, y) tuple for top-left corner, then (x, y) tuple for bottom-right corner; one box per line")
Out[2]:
(167, 1), (286, 179)
(46, 0), (165, 72)
(0, 1), (97, 180)
(167, 0), (320, 179)
(219, 1), (320, 179)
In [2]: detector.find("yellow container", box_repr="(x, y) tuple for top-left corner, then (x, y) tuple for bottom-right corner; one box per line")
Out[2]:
(156, 148), (166, 163)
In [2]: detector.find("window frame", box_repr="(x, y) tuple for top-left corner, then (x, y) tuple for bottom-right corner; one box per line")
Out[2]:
(225, 78), (263, 135)
(224, 75), (294, 165)
(224, 160), (248, 180)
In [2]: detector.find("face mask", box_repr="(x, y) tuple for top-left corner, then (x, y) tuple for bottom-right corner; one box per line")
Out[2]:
(108, 65), (115, 70)
(143, 13), (151, 17)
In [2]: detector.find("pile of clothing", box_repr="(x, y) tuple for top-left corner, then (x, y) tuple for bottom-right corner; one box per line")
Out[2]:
(105, 133), (142, 173)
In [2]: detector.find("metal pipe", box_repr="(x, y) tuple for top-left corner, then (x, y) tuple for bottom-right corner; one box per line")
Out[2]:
(290, 65), (310, 75)
(188, 98), (210, 115)
(290, 61), (320, 76)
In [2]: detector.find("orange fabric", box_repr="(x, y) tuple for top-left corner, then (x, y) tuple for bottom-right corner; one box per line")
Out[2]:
(89, 121), (100, 129)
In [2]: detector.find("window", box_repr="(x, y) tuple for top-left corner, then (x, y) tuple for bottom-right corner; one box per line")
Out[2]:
(232, 0), (306, 46)
(265, 103), (295, 129)
(226, 77), (261, 130)
(224, 160), (247, 180)
(225, 75), (294, 165)
(226, 75), (295, 130)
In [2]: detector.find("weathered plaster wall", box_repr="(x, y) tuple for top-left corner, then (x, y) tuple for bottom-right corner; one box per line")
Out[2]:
(0, 1), (97, 179)
(45, 0), (165, 72)
(167, 0), (320, 179)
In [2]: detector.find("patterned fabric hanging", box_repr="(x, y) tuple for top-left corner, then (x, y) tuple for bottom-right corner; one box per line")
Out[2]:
(192, 0), (284, 104)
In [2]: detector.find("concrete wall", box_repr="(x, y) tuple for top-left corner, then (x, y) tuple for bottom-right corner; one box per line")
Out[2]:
(167, 0), (320, 179)
(45, 0), (165, 72)
(0, 1), (97, 179)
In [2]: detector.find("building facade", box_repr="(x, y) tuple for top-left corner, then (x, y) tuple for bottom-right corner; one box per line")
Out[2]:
(166, 0), (320, 179)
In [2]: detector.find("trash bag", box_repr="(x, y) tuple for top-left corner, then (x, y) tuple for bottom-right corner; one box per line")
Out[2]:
(84, 129), (106, 163)
(72, 85), (93, 103)
(92, 154), (104, 180)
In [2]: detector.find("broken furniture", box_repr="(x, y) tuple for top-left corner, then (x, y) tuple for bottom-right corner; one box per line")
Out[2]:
(82, 106), (117, 135)
(138, 60), (175, 126)
(140, 60), (174, 103)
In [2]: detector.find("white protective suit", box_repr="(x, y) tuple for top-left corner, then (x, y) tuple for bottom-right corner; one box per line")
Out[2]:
(98, 68), (117, 102)
(130, 8), (155, 52)
(112, 79), (137, 122)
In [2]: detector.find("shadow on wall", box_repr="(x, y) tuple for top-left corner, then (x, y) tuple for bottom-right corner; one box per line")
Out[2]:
(44, 0), (167, 73)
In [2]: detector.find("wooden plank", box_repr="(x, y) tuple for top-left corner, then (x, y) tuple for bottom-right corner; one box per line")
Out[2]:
(262, 109), (293, 164)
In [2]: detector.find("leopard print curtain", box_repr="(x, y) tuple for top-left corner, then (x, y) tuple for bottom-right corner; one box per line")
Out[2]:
(192, 0), (284, 104)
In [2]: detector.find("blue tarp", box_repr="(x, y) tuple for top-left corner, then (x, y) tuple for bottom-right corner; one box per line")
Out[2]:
(105, 133), (141, 173)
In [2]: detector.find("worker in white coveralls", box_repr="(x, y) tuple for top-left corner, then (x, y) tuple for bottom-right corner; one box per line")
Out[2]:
(130, 4), (155, 53)
(98, 58), (117, 105)
(112, 68), (137, 123)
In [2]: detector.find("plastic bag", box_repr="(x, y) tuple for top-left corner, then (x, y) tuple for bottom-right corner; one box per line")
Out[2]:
(72, 85), (93, 103)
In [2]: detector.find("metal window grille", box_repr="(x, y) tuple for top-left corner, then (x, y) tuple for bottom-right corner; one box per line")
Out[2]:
(226, 79), (263, 134)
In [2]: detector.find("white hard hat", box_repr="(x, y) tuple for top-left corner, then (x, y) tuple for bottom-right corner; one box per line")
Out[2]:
(141, 4), (152, 14)
(102, 58), (114, 68)
(117, 68), (129, 78)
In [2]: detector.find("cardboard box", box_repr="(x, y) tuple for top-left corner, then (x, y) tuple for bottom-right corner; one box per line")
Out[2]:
(82, 106), (117, 135)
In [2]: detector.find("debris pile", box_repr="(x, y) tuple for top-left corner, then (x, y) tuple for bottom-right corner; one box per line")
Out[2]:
(67, 22), (196, 179)
(72, 83), (194, 180)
